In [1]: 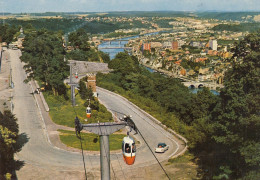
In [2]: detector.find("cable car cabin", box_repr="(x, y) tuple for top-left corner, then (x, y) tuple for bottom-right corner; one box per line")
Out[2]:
(122, 136), (136, 165)
(86, 107), (91, 118)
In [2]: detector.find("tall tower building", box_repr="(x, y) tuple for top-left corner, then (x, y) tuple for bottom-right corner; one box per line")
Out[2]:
(209, 40), (218, 51)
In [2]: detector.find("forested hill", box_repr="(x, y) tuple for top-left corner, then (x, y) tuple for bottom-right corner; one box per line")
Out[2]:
(6, 18), (84, 33)
(196, 12), (260, 22)
(5, 18), (151, 35)
(212, 23), (260, 32)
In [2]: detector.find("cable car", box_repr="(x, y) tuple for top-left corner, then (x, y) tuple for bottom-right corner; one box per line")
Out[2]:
(122, 136), (136, 165)
(86, 106), (91, 118)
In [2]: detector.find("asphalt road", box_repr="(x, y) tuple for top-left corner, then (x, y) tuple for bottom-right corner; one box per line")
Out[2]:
(9, 49), (185, 179)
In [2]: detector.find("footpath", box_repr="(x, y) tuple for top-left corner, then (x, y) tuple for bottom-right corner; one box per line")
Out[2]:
(29, 79), (94, 153)
(0, 48), (12, 112)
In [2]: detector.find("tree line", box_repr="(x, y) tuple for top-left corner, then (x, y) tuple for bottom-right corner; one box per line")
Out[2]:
(97, 31), (260, 179)
(6, 18), (84, 33)
(66, 28), (110, 62)
(0, 24), (19, 44)
(213, 23), (260, 33)
(20, 27), (110, 96)
(21, 29), (69, 96)
(0, 111), (28, 179)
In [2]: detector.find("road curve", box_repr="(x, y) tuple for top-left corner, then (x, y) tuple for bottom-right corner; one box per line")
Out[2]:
(10, 49), (186, 178)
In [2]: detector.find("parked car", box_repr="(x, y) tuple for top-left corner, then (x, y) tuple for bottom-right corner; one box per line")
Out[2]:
(155, 143), (169, 153)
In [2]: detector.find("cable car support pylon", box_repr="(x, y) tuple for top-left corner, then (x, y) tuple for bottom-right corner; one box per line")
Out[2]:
(75, 115), (137, 180)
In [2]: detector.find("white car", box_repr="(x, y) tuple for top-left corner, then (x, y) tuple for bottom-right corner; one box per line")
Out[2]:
(155, 143), (169, 153)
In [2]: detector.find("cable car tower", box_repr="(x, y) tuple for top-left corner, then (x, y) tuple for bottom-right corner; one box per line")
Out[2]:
(68, 61), (79, 106)
(75, 115), (137, 180)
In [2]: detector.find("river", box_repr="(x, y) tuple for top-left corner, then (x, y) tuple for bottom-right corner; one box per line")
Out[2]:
(98, 32), (159, 59)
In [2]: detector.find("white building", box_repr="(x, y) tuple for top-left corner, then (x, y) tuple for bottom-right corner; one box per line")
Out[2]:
(163, 42), (172, 48)
(209, 40), (218, 51)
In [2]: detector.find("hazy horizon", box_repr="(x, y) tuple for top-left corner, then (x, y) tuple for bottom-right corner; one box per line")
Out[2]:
(1, 0), (260, 13)
(2, 10), (260, 14)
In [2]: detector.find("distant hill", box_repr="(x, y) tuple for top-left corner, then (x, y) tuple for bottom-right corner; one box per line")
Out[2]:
(212, 22), (260, 32)
(91, 11), (193, 18)
(196, 12), (260, 22)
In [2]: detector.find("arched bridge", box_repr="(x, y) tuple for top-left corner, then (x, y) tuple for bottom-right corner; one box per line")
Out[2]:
(182, 81), (224, 90)
(101, 40), (129, 45)
(98, 47), (132, 50)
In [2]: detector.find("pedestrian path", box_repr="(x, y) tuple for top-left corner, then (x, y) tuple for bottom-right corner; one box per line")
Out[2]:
(0, 49), (11, 112)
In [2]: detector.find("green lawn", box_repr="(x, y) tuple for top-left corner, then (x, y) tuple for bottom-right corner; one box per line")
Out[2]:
(58, 129), (126, 151)
(43, 89), (113, 127)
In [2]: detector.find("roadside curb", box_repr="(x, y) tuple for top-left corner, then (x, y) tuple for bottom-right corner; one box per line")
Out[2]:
(34, 80), (49, 112)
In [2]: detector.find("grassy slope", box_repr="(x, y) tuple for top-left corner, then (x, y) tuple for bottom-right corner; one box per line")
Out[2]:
(58, 129), (126, 151)
(44, 89), (112, 127)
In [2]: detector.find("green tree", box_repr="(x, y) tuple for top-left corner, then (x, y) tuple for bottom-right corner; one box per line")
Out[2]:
(0, 111), (28, 179)
(98, 51), (110, 63)
(78, 79), (88, 100)
(0, 24), (19, 44)
(21, 29), (69, 96)
(201, 31), (260, 179)
(108, 52), (140, 76)
(68, 28), (90, 51)
(191, 87), (218, 120)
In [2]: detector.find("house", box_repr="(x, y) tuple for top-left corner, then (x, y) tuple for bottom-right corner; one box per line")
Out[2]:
(174, 60), (182, 65)
(187, 69), (195, 76)
(195, 57), (208, 63)
(160, 51), (166, 57)
(167, 56), (173, 61)
(199, 67), (209, 75)
(180, 68), (186, 76)
(190, 41), (200, 48)
(142, 43), (151, 52)
(172, 41), (178, 50)
(163, 42), (172, 49)
(151, 42), (162, 48)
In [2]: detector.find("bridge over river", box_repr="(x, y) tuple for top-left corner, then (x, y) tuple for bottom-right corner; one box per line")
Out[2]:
(142, 64), (223, 90)
(182, 81), (224, 90)
(98, 47), (132, 50)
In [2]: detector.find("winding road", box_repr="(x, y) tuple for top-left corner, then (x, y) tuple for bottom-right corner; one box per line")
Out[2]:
(9, 49), (186, 179)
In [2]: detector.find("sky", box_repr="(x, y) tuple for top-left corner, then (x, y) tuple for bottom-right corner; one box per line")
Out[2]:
(1, 0), (260, 13)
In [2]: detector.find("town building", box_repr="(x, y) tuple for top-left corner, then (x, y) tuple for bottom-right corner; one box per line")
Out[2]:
(172, 41), (178, 50)
(142, 43), (151, 52)
(209, 39), (218, 51)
